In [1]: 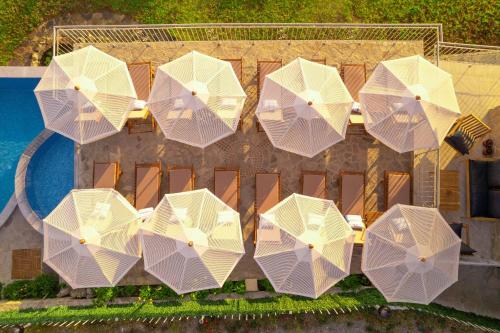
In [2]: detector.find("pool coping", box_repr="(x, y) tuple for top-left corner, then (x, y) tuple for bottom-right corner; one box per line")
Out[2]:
(0, 66), (46, 229)
(14, 129), (54, 234)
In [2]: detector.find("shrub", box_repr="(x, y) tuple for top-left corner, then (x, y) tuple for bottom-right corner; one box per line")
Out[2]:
(92, 287), (118, 307)
(257, 279), (275, 292)
(2, 280), (32, 300)
(29, 274), (60, 299)
(116, 285), (138, 298)
(337, 274), (371, 291)
(221, 281), (246, 295)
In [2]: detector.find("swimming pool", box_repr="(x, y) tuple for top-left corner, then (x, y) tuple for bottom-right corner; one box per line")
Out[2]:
(25, 133), (74, 219)
(0, 78), (44, 212)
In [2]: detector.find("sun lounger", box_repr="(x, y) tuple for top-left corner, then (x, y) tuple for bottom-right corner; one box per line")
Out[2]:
(384, 171), (412, 210)
(214, 167), (240, 211)
(339, 171), (366, 245)
(310, 58), (327, 65)
(341, 63), (366, 101)
(127, 62), (155, 134)
(93, 161), (121, 189)
(168, 166), (195, 193)
(257, 60), (282, 132)
(135, 162), (162, 210)
(221, 58), (243, 82)
(301, 170), (327, 199)
(255, 172), (281, 245)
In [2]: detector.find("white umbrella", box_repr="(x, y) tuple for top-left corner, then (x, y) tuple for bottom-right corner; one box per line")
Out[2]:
(147, 51), (247, 148)
(256, 58), (353, 158)
(360, 55), (461, 153)
(141, 189), (244, 294)
(35, 46), (137, 144)
(43, 189), (142, 289)
(362, 204), (461, 304)
(254, 193), (355, 299)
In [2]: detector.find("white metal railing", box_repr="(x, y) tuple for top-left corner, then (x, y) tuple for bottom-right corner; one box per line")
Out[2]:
(53, 23), (442, 61)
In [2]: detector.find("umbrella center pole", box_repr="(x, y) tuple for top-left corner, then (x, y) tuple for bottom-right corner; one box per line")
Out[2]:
(79, 239), (86, 244)
(188, 241), (194, 247)
(418, 256), (426, 262)
(308, 244), (314, 249)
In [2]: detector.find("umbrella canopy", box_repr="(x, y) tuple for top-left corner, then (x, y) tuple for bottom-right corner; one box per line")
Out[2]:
(360, 55), (461, 153)
(147, 51), (247, 148)
(361, 204), (461, 304)
(256, 58), (353, 158)
(254, 193), (355, 299)
(43, 189), (142, 289)
(141, 189), (244, 294)
(35, 46), (137, 144)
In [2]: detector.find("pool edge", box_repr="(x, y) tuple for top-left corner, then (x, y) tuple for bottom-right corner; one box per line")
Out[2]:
(13, 129), (54, 234)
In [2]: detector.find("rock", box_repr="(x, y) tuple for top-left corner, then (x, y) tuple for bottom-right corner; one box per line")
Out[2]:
(70, 288), (87, 299)
(57, 287), (71, 298)
(86, 288), (95, 299)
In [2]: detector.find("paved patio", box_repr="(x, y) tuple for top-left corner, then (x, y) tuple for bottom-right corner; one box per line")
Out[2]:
(76, 39), (417, 282)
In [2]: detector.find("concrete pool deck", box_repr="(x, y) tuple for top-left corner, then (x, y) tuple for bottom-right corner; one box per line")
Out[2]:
(76, 39), (422, 282)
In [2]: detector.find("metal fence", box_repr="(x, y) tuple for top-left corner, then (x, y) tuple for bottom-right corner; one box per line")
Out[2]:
(53, 23), (442, 61)
(438, 42), (500, 64)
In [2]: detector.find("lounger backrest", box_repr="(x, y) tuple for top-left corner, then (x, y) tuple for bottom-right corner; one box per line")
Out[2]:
(340, 172), (365, 216)
(214, 169), (239, 211)
(385, 172), (411, 210)
(93, 162), (117, 189)
(168, 168), (194, 193)
(341, 64), (366, 101)
(128, 62), (152, 101)
(135, 163), (161, 210)
(302, 172), (327, 199)
(258, 61), (282, 94)
(256, 173), (280, 214)
(222, 59), (243, 82)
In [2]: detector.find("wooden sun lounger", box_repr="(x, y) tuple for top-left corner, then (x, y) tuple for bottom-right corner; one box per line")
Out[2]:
(93, 161), (121, 189)
(221, 58), (243, 82)
(257, 60), (282, 132)
(127, 62), (155, 134)
(384, 171), (412, 210)
(168, 166), (195, 193)
(339, 171), (366, 245)
(254, 172), (281, 245)
(214, 167), (240, 211)
(135, 162), (162, 210)
(310, 58), (327, 65)
(301, 170), (327, 199)
(341, 63), (366, 101)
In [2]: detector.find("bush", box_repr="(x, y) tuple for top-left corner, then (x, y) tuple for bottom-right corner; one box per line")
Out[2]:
(337, 274), (371, 291)
(257, 279), (275, 292)
(221, 281), (246, 295)
(2, 280), (32, 300)
(92, 287), (118, 307)
(116, 285), (138, 298)
(29, 274), (60, 299)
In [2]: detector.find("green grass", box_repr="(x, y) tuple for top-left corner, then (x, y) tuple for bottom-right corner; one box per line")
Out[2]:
(0, 288), (499, 330)
(0, 0), (498, 65)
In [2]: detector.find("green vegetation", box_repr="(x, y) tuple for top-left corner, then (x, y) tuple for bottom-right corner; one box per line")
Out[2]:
(337, 274), (371, 291)
(0, 0), (498, 65)
(1, 275), (60, 300)
(0, 288), (499, 330)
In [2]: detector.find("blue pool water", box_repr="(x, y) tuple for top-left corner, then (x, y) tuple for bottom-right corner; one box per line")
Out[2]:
(0, 78), (44, 211)
(26, 133), (74, 218)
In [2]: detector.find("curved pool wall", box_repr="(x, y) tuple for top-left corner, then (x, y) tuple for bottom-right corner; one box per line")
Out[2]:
(27, 134), (74, 221)
(0, 67), (46, 226)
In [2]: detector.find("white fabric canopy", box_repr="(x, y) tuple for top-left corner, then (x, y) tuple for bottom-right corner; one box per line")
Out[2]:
(362, 204), (461, 304)
(35, 46), (137, 144)
(148, 51), (247, 148)
(43, 189), (142, 289)
(254, 193), (355, 299)
(360, 55), (461, 153)
(256, 58), (353, 158)
(141, 189), (245, 294)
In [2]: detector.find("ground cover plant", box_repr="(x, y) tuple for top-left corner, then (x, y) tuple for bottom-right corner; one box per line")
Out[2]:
(0, 0), (498, 65)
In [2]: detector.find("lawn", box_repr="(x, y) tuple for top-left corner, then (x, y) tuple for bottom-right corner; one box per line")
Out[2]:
(0, 0), (498, 65)
(0, 289), (499, 331)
